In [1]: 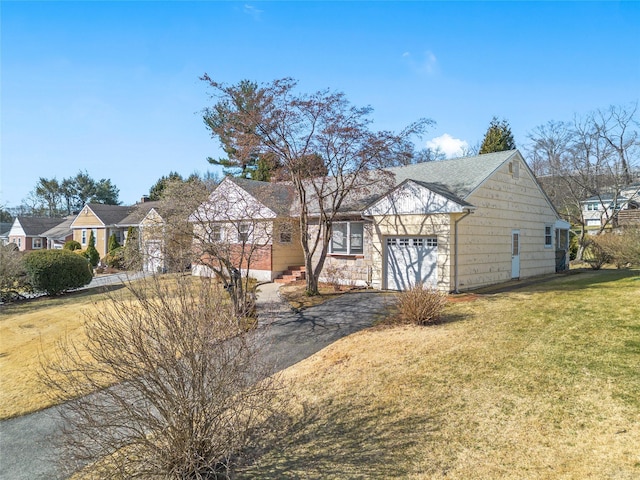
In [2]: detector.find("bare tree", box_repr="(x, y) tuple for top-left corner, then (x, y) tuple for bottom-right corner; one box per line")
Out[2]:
(528, 103), (639, 259)
(187, 178), (281, 318)
(202, 76), (432, 295)
(42, 274), (284, 479)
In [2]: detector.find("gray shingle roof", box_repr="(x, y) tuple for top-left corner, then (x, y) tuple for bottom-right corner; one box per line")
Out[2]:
(387, 149), (517, 199)
(85, 204), (133, 225)
(16, 216), (67, 236)
(41, 215), (75, 240)
(117, 201), (162, 226)
(228, 177), (296, 216)
(223, 150), (518, 217)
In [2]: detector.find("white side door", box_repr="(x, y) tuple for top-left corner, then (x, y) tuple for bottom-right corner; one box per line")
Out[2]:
(386, 237), (438, 290)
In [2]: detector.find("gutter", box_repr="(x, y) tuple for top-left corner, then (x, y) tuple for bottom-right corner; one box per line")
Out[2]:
(453, 207), (475, 294)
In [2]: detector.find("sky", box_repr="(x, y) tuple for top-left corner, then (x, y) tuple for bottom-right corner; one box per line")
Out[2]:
(1, 1), (639, 209)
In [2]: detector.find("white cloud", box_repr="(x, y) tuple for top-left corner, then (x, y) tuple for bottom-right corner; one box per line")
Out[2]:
(426, 134), (468, 158)
(402, 50), (438, 76)
(243, 4), (263, 20)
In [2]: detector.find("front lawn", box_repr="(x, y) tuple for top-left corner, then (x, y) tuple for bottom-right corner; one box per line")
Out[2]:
(241, 269), (640, 478)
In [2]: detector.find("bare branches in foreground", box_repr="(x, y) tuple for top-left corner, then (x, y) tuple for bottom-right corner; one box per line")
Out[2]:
(42, 274), (285, 479)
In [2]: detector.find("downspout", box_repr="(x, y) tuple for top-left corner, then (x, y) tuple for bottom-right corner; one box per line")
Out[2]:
(453, 207), (474, 294)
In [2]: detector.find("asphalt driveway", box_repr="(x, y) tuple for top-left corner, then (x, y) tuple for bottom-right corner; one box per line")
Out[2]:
(0, 285), (395, 480)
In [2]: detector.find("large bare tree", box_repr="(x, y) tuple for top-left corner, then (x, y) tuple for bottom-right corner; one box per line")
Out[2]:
(202, 76), (432, 295)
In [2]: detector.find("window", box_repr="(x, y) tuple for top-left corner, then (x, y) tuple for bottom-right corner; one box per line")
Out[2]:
(237, 223), (250, 243)
(278, 223), (292, 244)
(330, 221), (364, 255)
(33, 238), (43, 249)
(544, 225), (553, 248)
(210, 225), (222, 242)
(81, 229), (87, 245)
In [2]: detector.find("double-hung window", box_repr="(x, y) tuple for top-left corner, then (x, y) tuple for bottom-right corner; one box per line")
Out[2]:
(544, 225), (553, 248)
(330, 222), (364, 255)
(32, 238), (43, 249)
(81, 229), (87, 245)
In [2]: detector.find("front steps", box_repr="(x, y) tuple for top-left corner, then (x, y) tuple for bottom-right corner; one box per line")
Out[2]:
(274, 265), (306, 284)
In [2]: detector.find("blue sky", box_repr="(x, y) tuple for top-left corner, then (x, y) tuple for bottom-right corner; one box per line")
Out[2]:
(2, 1), (639, 208)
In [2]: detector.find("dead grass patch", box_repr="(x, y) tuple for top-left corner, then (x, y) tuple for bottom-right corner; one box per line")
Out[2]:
(0, 275), (209, 419)
(240, 268), (640, 478)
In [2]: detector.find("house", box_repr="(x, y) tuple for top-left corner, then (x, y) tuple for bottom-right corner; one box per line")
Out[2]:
(192, 150), (570, 292)
(190, 177), (303, 281)
(70, 204), (132, 258)
(116, 200), (165, 273)
(0, 222), (12, 246)
(41, 215), (75, 249)
(7, 216), (67, 251)
(581, 184), (640, 232)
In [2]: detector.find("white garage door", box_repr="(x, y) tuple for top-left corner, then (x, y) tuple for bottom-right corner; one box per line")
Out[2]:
(385, 237), (438, 290)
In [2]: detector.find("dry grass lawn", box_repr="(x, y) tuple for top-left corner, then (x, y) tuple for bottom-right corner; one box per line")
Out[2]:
(241, 269), (640, 479)
(0, 287), (119, 419)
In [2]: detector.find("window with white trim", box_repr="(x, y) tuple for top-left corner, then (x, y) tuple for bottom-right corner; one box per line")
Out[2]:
(330, 221), (364, 255)
(544, 225), (553, 248)
(33, 238), (43, 249)
(81, 229), (87, 245)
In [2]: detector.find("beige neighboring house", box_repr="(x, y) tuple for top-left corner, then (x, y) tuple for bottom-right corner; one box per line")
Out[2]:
(192, 150), (570, 292)
(7, 216), (66, 251)
(70, 204), (132, 258)
(116, 200), (164, 273)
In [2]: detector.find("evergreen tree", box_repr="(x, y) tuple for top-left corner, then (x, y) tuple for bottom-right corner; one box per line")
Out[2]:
(108, 233), (121, 253)
(479, 117), (516, 154)
(85, 230), (100, 267)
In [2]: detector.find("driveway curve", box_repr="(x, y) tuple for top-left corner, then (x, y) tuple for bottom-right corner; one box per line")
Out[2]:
(0, 285), (395, 480)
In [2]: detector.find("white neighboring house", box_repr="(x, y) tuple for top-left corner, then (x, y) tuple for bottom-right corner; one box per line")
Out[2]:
(7, 216), (66, 251)
(581, 184), (640, 232)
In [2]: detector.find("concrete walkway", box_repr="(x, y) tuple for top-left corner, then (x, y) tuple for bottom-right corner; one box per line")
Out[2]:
(0, 282), (394, 480)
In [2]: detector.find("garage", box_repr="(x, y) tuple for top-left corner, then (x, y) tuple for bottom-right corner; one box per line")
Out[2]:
(385, 236), (438, 290)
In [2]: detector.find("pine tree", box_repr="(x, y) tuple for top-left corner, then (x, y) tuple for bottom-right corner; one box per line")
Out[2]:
(85, 230), (100, 267)
(479, 117), (516, 154)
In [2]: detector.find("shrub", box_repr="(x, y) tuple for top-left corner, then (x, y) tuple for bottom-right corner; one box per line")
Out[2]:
(393, 283), (448, 326)
(84, 230), (100, 267)
(23, 250), (93, 295)
(63, 240), (82, 251)
(42, 275), (284, 478)
(583, 239), (611, 270)
(0, 244), (30, 301)
(107, 233), (121, 253)
(103, 247), (124, 269)
(591, 228), (640, 268)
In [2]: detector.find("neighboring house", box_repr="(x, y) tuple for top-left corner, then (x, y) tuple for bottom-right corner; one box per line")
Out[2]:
(0, 222), (12, 246)
(581, 184), (640, 232)
(7, 216), (66, 251)
(70, 204), (133, 259)
(192, 150), (571, 292)
(116, 200), (164, 273)
(41, 215), (75, 249)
